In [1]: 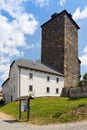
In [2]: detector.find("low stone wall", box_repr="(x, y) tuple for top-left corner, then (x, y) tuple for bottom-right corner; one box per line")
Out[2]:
(69, 86), (87, 98)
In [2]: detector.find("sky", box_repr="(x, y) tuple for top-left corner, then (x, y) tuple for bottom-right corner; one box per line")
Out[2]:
(0, 0), (87, 90)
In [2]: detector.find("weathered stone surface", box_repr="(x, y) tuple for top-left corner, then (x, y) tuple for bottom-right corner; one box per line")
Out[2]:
(69, 86), (87, 98)
(41, 10), (80, 88)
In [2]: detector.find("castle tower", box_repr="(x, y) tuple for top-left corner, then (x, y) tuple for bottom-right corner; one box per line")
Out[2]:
(41, 10), (81, 88)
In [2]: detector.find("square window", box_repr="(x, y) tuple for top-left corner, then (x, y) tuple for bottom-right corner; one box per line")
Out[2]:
(46, 87), (50, 93)
(14, 86), (15, 92)
(29, 73), (33, 79)
(29, 85), (33, 92)
(56, 78), (59, 83)
(13, 74), (15, 81)
(56, 88), (59, 94)
(10, 76), (12, 82)
(47, 76), (50, 81)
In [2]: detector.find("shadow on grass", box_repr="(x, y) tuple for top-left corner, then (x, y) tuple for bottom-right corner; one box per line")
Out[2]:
(68, 97), (80, 101)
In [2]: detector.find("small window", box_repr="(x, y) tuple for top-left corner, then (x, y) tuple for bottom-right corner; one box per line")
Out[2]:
(46, 87), (50, 93)
(47, 76), (50, 81)
(11, 88), (12, 93)
(29, 85), (33, 92)
(10, 76), (12, 82)
(13, 74), (15, 81)
(14, 86), (15, 92)
(56, 88), (59, 94)
(56, 78), (59, 83)
(29, 73), (33, 79)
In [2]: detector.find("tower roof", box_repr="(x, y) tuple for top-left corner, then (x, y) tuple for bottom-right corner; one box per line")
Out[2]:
(41, 10), (80, 29)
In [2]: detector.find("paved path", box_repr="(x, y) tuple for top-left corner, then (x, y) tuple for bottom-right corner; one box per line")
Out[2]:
(0, 119), (87, 130)
(0, 112), (87, 130)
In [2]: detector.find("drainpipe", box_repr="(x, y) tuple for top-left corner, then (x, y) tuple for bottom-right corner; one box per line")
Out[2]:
(19, 68), (21, 97)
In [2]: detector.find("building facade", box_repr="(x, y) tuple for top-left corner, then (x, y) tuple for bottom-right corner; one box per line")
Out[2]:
(2, 59), (64, 103)
(41, 10), (81, 88)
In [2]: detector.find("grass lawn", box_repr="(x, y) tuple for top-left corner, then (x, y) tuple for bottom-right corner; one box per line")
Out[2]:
(0, 97), (87, 125)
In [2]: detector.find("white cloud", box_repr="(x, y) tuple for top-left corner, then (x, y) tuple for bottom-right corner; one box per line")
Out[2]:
(32, 0), (50, 7)
(0, 0), (39, 82)
(0, 64), (10, 80)
(73, 7), (87, 21)
(79, 46), (87, 66)
(82, 46), (87, 54)
(59, 0), (66, 6)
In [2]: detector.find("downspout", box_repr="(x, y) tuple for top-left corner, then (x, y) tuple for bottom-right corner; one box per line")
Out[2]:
(19, 67), (21, 97)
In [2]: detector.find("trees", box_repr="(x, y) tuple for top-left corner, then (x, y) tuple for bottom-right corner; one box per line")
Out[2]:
(83, 73), (87, 80)
(78, 73), (87, 87)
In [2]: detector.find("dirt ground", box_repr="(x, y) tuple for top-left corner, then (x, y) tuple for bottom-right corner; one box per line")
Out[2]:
(0, 112), (87, 130)
(0, 112), (12, 120)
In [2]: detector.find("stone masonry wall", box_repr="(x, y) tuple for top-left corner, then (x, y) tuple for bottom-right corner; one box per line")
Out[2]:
(41, 14), (65, 74)
(64, 15), (80, 87)
(41, 11), (80, 89)
(69, 86), (87, 98)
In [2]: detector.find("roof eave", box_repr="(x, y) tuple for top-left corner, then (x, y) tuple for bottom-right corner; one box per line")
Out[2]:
(17, 65), (64, 77)
(2, 78), (10, 87)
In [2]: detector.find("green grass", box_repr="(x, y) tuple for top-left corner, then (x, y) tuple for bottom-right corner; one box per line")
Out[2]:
(0, 101), (19, 119)
(1, 97), (87, 125)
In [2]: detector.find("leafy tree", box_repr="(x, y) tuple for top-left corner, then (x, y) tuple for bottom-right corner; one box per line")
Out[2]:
(77, 73), (87, 87)
(83, 73), (87, 80)
(77, 80), (83, 87)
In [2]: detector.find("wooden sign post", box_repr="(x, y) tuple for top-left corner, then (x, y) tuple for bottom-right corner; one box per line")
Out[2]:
(18, 96), (33, 121)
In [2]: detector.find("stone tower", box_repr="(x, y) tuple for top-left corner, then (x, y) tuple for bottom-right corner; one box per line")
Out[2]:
(41, 10), (81, 88)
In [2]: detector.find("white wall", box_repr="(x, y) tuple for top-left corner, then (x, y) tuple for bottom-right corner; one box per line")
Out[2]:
(2, 79), (11, 103)
(3, 63), (19, 103)
(9, 63), (19, 101)
(20, 68), (64, 97)
(3, 64), (64, 103)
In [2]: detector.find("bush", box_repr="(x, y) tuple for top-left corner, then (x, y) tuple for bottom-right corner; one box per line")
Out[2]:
(0, 99), (4, 105)
(77, 73), (87, 87)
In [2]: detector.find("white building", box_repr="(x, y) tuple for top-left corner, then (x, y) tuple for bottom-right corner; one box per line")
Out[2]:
(2, 59), (64, 103)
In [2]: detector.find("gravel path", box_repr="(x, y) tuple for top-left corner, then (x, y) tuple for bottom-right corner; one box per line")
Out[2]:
(0, 119), (87, 130)
(0, 112), (87, 130)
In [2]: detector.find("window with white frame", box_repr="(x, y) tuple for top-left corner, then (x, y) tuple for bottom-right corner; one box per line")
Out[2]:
(29, 73), (33, 79)
(56, 88), (59, 94)
(29, 85), (33, 92)
(10, 76), (12, 82)
(56, 77), (59, 83)
(14, 85), (15, 92)
(47, 76), (50, 81)
(13, 74), (15, 81)
(46, 87), (50, 93)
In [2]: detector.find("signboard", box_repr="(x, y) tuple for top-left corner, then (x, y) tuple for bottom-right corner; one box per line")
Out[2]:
(21, 100), (27, 112)
(18, 96), (34, 121)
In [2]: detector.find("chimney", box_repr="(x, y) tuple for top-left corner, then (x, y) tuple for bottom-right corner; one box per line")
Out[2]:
(51, 13), (58, 19)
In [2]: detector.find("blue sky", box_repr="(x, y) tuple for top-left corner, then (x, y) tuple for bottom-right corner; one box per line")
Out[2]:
(0, 0), (87, 90)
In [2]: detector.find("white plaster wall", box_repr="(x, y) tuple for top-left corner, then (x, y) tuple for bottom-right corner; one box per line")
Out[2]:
(3, 63), (19, 103)
(9, 63), (19, 101)
(3, 65), (64, 103)
(20, 68), (64, 97)
(2, 80), (11, 103)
